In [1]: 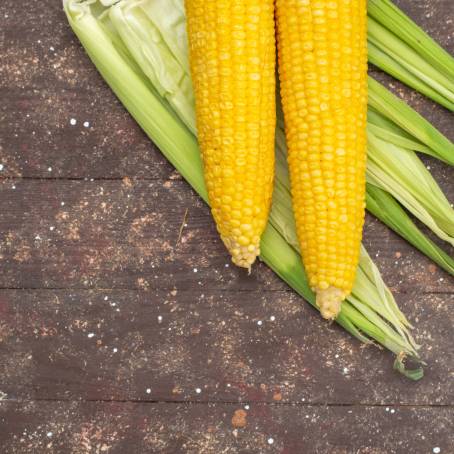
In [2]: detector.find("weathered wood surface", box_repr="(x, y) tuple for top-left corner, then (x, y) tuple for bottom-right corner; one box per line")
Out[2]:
(0, 179), (452, 293)
(0, 402), (453, 454)
(0, 289), (453, 405)
(0, 0), (453, 452)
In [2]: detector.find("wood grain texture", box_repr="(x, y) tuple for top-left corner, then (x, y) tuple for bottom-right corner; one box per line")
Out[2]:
(0, 179), (452, 292)
(0, 289), (452, 405)
(0, 401), (453, 454)
(0, 0), (453, 452)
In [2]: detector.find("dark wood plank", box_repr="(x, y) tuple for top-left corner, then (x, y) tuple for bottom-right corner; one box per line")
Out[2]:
(0, 179), (452, 292)
(0, 178), (280, 291)
(0, 401), (452, 454)
(0, 289), (452, 404)
(0, 0), (173, 181)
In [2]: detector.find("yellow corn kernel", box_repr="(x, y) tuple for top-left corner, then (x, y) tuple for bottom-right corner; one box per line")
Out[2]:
(276, 0), (368, 318)
(185, 0), (276, 270)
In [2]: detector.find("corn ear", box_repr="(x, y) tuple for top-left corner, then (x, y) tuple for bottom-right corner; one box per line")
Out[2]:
(183, 0), (276, 269)
(275, 0), (368, 318)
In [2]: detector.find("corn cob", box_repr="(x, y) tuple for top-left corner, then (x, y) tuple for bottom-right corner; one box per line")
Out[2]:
(184, 0), (276, 269)
(276, 0), (368, 318)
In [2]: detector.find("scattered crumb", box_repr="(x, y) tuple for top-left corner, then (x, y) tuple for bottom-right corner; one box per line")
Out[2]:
(273, 391), (282, 401)
(122, 176), (132, 188)
(231, 409), (247, 428)
(172, 385), (183, 395)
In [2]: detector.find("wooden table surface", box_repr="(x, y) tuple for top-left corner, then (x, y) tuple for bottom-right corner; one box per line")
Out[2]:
(1, 1), (453, 453)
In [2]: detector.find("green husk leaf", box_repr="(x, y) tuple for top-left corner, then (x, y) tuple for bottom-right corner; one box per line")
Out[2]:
(108, 0), (196, 133)
(368, 78), (454, 166)
(367, 41), (454, 111)
(368, 0), (454, 77)
(368, 17), (454, 104)
(367, 131), (454, 245)
(366, 184), (454, 276)
(367, 0), (454, 111)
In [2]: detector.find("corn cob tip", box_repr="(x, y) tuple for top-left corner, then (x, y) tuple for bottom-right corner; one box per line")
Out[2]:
(316, 287), (345, 320)
(222, 236), (260, 271)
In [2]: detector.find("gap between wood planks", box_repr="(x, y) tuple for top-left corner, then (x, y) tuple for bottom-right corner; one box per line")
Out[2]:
(0, 287), (452, 295)
(0, 398), (453, 408)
